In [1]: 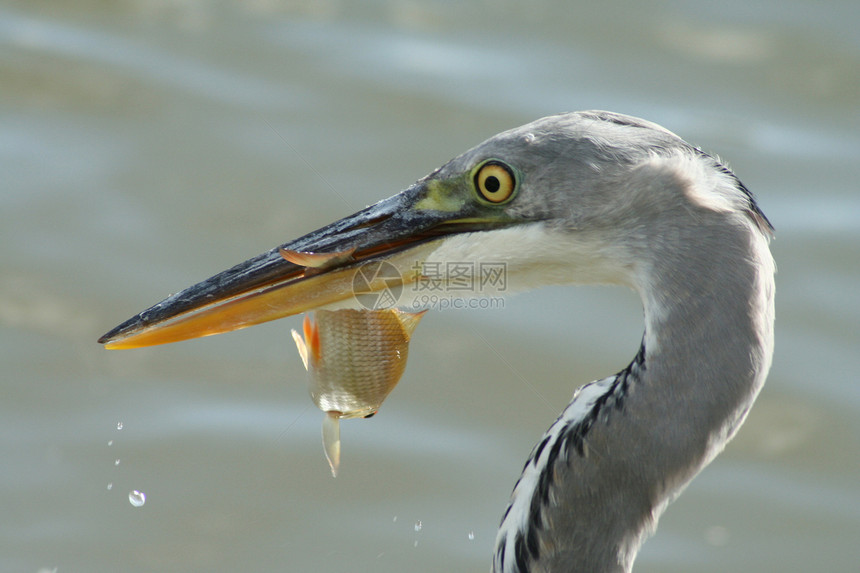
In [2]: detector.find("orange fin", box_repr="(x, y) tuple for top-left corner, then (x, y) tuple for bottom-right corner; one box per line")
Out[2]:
(301, 314), (321, 364)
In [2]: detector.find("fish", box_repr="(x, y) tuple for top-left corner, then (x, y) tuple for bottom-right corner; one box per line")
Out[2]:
(291, 308), (425, 477)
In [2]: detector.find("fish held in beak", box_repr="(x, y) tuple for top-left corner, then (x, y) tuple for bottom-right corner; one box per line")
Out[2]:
(291, 308), (426, 477)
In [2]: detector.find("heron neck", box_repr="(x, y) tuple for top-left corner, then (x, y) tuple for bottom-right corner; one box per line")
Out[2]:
(609, 224), (774, 566)
(638, 222), (776, 453)
(493, 223), (774, 573)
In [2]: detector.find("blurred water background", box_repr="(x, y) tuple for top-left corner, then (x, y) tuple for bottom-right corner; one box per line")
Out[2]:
(2, 1), (859, 571)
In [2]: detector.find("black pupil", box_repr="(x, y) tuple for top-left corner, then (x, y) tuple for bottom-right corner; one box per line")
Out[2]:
(484, 175), (501, 193)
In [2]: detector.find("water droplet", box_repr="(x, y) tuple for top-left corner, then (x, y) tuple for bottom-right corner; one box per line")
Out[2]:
(392, 516), (397, 523)
(114, 459), (121, 466)
(116, 422), (124, 430)
(107, 440), (113, 446)
(468, 530), (475, 541)
(128, 490), (146, 507)
(414, 520), (422, 532)
(413, 540), (419, 548)
(523, 132), (536, 144)
(106, 482), (113, 491)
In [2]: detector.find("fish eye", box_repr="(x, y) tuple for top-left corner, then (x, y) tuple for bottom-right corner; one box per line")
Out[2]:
(473, 160), (517, 204)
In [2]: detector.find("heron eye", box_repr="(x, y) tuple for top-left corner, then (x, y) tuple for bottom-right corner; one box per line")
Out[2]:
(474, 160), (516, 204)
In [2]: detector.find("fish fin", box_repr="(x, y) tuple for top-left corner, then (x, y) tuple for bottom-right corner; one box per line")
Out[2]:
(291, 329), (309, 371)
(393, 309), (428, 340)
(279, 247), (356, 270)
(322, 412), (341, 478)
(302, 314), (321, 364)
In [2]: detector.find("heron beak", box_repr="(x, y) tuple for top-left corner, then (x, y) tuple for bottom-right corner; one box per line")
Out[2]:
(98, 183), (512, 349)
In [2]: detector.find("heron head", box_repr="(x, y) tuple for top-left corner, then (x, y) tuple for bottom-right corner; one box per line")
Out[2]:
(98, 111), (765, 349)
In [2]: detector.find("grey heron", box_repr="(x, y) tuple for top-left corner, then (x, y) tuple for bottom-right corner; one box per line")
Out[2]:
(99, 110), (775, 573)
